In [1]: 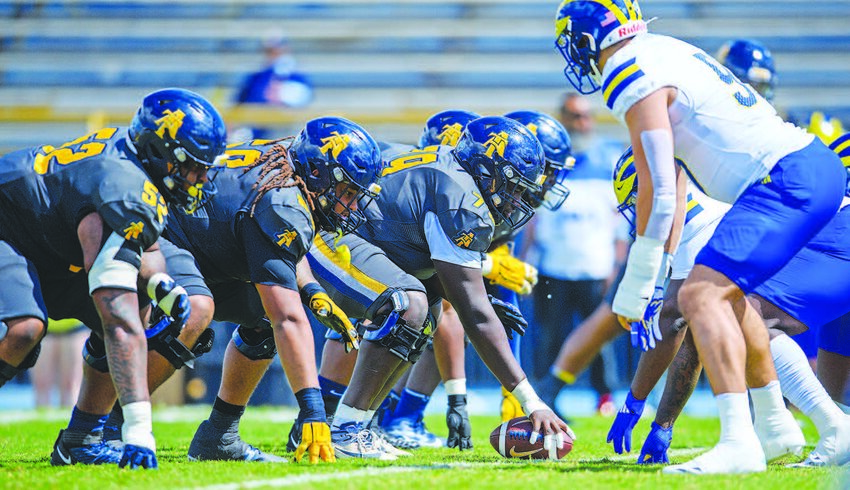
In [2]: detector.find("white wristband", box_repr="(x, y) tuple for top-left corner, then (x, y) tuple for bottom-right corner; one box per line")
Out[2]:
(481, 253), (494, 277)
(511, 378), (550, 415)
(612, 235), (665, 319)
(122, 401), (156, 451)
(444, 378), (467, 396)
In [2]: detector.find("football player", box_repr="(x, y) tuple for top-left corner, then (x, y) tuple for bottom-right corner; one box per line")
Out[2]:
(377, 110), (574, 450)
(0, 88), (226, 469)
(606, 147), (850, 468)
(307, 116), (572, 460)
(556, 0), (850, 473)
(57, 117), (382, 465)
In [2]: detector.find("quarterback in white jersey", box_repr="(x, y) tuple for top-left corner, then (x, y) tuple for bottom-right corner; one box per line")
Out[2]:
(556, 0), (848, 475)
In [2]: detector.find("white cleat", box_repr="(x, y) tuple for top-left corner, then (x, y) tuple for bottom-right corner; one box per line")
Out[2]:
(755, 408), (806, 462)
(663, 440), (767, 475)
(371, 428), (413, 458)
(789, 414), (850, 467)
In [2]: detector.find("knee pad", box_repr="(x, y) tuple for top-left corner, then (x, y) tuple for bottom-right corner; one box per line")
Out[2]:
(83, 334), (110, 373)
(0, 342), (41, 387)
(364, 307), (437, 363)
(232, 322), (276, 360)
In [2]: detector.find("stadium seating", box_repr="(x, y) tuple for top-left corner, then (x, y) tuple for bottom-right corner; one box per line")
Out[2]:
(1, 0), (849, 149)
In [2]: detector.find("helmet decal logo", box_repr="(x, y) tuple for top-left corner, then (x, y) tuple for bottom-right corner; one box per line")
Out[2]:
(276, 229), (298, 248)
(601, 10), (618, 27)
(154, 109), (186, 139)
(123, 221), (145, 241)
(484, 131), (509, 158)
(438, 123), (464, 146)
(319, 131), (351, 159)
(526, 123), (539, 136)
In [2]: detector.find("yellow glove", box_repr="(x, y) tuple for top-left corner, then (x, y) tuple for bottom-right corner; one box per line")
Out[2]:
(500, 386), (525, 422)
(294, 422), (336, 463)
(482, 245), (538, 295)
(807, 111), (845, 145)
(303, 283), (360, 353)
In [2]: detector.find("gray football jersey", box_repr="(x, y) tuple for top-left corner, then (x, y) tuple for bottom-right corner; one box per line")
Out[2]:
(358, 145), (494, 278)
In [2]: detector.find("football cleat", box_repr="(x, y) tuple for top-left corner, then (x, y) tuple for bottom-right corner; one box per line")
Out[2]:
(50, 429), (122, 466)
(187, 420), (287, 462)
(754, 407), (806, 462)
(371, 427), (413, 457)
(331, 422), (395, 460)
(664, 438), (766, 475)
(384, 417), (445, 449)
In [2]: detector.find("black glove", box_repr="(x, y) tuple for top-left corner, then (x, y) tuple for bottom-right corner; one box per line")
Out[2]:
(446, 394), (473, 450)
(489, 294), (527, 340)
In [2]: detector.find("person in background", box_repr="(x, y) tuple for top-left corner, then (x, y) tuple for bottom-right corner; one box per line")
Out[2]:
(521, 94), (624, 416)
(31, 319), (88, 408)
(231, 30), (314, 141)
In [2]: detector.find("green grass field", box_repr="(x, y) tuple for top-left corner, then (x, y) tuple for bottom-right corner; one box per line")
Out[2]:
(0, 407), (843, 490)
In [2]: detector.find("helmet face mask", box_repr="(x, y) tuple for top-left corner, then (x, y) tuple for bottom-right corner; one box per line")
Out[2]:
(504, 110), (574, 210)
(289, 117), (383, 234)
(418, 110), (481, 148)
(453, 116), (545, 231)
(130, 88), (227, 214)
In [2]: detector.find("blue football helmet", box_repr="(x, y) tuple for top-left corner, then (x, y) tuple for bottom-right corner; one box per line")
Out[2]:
(289, 116), (383, 234)
(130, 88), (227, 214)
(504, 110), (575, 210)
(716, 39), (776, 101)
(613, 146), (685, 236)
(555, 0), (646, 94)
(453, 116), (545, 230)
(418, 110), (482, 148)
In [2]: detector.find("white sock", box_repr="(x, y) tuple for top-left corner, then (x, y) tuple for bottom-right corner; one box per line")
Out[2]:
(332, 403), (368, 430)
(717, 392), (757, 444)
(364, 410), (375, 424)
(771, 334), (843, 434)
(749, 380), (786, 421)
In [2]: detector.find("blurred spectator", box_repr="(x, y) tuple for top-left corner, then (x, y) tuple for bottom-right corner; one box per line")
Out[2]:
(520, 93), (625, 415)
(31, 319), (87, 408)
(231, 30), (314, 141)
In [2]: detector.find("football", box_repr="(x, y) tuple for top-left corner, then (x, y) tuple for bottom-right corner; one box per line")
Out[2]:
(489, 417), (573, 460)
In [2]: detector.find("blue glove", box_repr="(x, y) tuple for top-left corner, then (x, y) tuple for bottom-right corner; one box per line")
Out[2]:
(637, 422), (673, 464)
(119, 444), (158, 469)
(147, 273), (191, 328)
(606, 391), (645, 454)
(630, 285), (664, 351)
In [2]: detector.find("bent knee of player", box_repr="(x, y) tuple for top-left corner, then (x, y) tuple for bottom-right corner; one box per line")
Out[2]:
(5, 317), (46, 351)
(181, 295), (214, 342)
(402, 290), (430, 329)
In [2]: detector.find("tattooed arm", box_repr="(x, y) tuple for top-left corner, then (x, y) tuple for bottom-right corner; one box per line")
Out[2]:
(78, 212), (150, 406)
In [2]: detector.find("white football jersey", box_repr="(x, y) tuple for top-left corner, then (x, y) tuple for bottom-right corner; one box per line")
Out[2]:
(602, 33), (813, 203)
(672, 184), (729, 279)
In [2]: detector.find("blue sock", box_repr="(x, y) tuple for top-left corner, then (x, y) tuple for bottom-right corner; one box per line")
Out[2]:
(378, 390), (402, 428)
(318, 375), (347, 418)
(295, 387), (326, 423)
(393, 388), (430, 422)
(67, 406), (108, 434)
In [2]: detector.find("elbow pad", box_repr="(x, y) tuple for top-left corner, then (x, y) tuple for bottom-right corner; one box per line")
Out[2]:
(640, 129), (677, 241)
(88, 232), (142, 294)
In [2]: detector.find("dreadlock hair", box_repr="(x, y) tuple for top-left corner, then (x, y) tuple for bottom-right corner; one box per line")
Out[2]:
(247, 136), (315, 217)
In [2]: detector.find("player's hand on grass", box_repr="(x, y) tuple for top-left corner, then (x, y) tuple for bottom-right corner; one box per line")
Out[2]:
(294, 422), (335, 463)
(637, 422), (672, 464)
(119, 444), (158, 469)
(446, 394), (473, 450)
(606, 391), (645, 454)
(489, 294), (527, 339)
